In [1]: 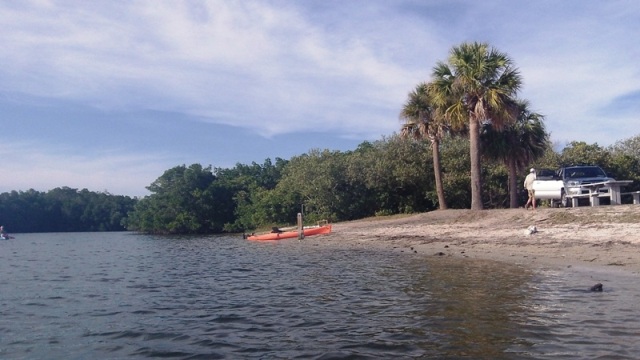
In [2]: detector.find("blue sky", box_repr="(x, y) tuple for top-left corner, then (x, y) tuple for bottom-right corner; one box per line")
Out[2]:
(1, 0), (638, 197)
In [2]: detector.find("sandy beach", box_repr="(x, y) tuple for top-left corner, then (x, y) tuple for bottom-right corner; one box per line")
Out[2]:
(326, 205), (640, 275)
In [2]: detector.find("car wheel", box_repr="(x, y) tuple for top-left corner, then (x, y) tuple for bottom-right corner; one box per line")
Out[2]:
(560, 189), (568, 207)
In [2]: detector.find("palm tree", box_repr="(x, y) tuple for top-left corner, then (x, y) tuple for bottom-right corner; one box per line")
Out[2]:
(430, 42), (522, 210)
(400, 82), (448, 210)
(482, 100), (549, 208)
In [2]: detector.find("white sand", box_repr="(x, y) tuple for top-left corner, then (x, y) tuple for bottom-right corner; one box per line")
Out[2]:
(324, 205), (640, 274)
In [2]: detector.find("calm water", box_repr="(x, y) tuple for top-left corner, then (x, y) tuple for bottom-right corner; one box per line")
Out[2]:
(1, 232), (639, 359)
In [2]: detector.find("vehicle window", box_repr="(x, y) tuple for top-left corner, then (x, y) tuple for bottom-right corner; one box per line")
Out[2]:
(566, 167), (605, 179)
(536, 169), (556, 179)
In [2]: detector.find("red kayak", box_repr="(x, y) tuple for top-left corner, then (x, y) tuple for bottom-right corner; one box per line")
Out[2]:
(246, 224), (332, 241)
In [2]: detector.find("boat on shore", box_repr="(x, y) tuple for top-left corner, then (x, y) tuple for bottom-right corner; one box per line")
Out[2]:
(245, 224), (332, 241)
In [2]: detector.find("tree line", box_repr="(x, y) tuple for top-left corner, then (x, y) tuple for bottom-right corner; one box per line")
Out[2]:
(123, 135), (640, 234)
(2, 135), (638, 234)
(3, 41), (639, 234)
(0, 187), (136, 233)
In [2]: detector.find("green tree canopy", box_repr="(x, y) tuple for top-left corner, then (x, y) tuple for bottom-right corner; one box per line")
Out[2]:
(126, 164), (223, 234)
(609, 133), (640, 159)
(482, 100), (549, 208)
(0, 188), (135, 233)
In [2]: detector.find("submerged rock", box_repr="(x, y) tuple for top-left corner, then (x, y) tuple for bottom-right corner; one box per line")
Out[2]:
(590, 283), (603, 292)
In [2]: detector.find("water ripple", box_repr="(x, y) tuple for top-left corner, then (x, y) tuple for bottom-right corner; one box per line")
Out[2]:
(2, 233), (640, 359)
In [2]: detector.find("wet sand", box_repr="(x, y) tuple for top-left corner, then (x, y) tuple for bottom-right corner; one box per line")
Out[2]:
(324, 205), (640, 275)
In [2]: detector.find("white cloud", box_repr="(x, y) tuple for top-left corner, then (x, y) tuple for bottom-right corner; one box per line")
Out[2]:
(0, 1), (432, 140)
(0, 142), (170, 197)
(499, 2), (640, 146)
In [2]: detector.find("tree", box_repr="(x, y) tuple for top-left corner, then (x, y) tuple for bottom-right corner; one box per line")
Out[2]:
(126, 164), (220, 234)
(275, 149), (349, 223)
(400, 82), (449, 210)
(609, 133), (640, 160)
(559, 141), (612, 168)
(362, 135), (435, 214)
(431, 42), (522, 210)
(0, 188), (135, 233)
(217, 158), (289, 232)
(436, 135), (472, 208)
(608, 134), (640, 192)
(482, 100), (548, 208)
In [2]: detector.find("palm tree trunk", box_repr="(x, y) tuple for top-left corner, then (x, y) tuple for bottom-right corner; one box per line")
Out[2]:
(469, 119), (483, 210)
(507, 157), (518, 208)
(431, 137), (448, 210)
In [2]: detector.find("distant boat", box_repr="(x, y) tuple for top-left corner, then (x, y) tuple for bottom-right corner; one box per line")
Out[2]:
(246, 224), (332, 241)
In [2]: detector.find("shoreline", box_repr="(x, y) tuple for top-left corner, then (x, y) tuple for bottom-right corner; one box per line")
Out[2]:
(324, 205), (640, 276)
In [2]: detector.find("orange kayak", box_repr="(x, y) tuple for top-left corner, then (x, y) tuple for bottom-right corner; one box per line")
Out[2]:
(246, 224), (332, 241)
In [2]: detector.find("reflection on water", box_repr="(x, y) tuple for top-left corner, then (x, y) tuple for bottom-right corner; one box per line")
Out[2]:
(408, 258), (536, 359)
(1, 233), (639, 359)
(411, 258), (640, 359)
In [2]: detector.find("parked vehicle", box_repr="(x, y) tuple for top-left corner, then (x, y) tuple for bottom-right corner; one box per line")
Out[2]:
(532, 166), (615, 207)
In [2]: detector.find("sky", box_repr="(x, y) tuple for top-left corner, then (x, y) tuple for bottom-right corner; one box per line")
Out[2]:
(1, 0), (639, 197)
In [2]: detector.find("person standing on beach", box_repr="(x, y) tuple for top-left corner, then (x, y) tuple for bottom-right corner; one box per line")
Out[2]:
(524, 168), (537, 210)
